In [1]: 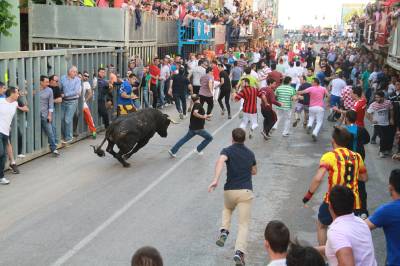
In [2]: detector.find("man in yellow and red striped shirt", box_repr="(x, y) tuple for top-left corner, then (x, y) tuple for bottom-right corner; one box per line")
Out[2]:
(302, 126), (368, 246)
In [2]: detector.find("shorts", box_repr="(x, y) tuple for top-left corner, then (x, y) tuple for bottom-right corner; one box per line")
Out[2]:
(295, 103), (309, 113)
(330, 95), (341, 107)
(117, 104), (136, 116)
(318, 202), (333, 226)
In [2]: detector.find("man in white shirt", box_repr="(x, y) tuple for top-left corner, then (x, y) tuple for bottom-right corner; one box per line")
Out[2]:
(328, 71), (347, 121)
(317, 185), (377, 266)
(258, 60), (271, 89)
(264, 220), (289, 266)
(285, 61), (300, 89)
(0, 87), (20, 185)
(160, 58), (171, 107)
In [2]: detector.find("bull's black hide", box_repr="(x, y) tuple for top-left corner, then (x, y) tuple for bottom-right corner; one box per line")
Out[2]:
(92, 108), (173, 167)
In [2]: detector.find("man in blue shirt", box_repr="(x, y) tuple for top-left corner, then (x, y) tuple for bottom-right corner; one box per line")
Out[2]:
(208, 128), (257, 266)
(366, 169), (400, 266)
(117, 74), (138, 116)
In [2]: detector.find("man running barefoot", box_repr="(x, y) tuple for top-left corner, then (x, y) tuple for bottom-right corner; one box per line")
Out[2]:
(208, 128), (257, 266)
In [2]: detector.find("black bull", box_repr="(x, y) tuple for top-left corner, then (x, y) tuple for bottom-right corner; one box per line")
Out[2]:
(92, 109), (177, 167)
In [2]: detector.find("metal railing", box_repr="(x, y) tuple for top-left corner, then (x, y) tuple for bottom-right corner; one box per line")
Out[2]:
(0, 47), (124, 163)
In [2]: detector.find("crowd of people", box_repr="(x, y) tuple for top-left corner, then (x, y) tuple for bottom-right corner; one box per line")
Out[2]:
(1, 34), (400, 265)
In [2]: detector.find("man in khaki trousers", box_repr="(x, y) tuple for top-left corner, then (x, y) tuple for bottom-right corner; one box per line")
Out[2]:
(208, 128), (257, 266)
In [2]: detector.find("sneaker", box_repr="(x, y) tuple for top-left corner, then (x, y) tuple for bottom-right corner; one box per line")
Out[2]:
(168, 150), (177, 158)
(0, 177), (10, 185)
(379, 152), (386, 158)
(52, 150), (60, 157)
(303, 123), (307, 129)
(195, 149), (204, 155)
(370, 139), (377, 145)
(92, 132), (97, 139)
(261, 131), (270, 140)
(17, 154), (26, 159)
(228, 114), (232, 119)
(312, 134), (317, 142)
(306, 126), (312, 135)
(233, 250), (245, 266)
(221, 109), (225, 116)
(282, 133), (290, 137)
(239, 110), (243, 119)
(249, 129), (254, 139)
(165, 103), (170, 107)
(293, 119), (300, 127)
(61, 139), (74, 145)
(179, 113), (184, 120)
(10, 163), (19, 174)
(216, 230), (229, 247)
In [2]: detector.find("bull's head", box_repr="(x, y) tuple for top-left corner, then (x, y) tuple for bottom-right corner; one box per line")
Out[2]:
(156, 114), (178, 137)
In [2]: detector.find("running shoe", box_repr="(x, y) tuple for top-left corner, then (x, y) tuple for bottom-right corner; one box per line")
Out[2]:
(282, 133), (290, 137)
(179, 113), (184, 120)
(216, 229), (229, 247)
(0, 177), (10, 185)
(168, 150), (177, 158)
(293, 119), (300, 127)
(249, 129), (253, 139)
(261, 131), (270, 140)
(52, 150), (60, 157)
(233, 250), (245, 266)
(195, 149), (204, 156)
(221, 109), (225, 116)
(379, 152), (386, 158)
(228, 114), (232, 119)
(10, 163), (19, 174)
(306, 126), (312, 135)
(312, 134), (317, 142)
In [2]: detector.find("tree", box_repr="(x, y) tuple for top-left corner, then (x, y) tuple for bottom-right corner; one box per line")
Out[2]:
(0, 0), (17, 36)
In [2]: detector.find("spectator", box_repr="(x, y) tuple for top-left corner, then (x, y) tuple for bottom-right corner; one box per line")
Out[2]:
(149, 58), (161, 109)
(168, 67), (192, 120)
(97, 67), (112, 129)
(0, 87), (21, 185)
(264, 220), (290, 266)
(286, 244), (325, 266)
(199, 67), (214, 116)
(366, 169), (400, 266)
(131, 246), (163, 266)
(49, 75), (62, 144)
(60, 66), (81, 144)
(39, 76), (59, 157)
(317, 185), (377, 266)
(81, 71), (97, 139)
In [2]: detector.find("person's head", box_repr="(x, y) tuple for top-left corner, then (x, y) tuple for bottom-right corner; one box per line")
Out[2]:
(5, 86), (19, 102)
(289, 61), (294, 68)
(153, 57), (160, 65)
(389, 169), (400, 199)
(331, 126), (352, 148)
(40, 75), (49, 88)
(312, 78), (320, 87)
(295, 61), (301, 67)
(251, 63), (257, 70)
(260, 60), (266, 68)
(242, 78), (250, 87)
(320, 65), (326, 72)
(374, 90), (385, 103)
(345, 110), (357, 124)
(217, 63), (224, 71)
(351, 86), (362, 100)
(82, 71), (90, 81)
(206, 67), (213, 74)
(328, 185), (355, 219)
(131, 246), (163, 266)
(232, 128), (246, 144)
(286, 244), (326, 266)
(98, 67), (106, 79)
(244, 67), (252, 75)
(0, 81), (6, 96)
(68, 66), (78, 78)
(198, 59), (204, 67)
(264, 220), (290, 255)
(267, 78), (277, 87)
(233, 61), (238, 67)
(271, 63), (277, 70)
(128, 73), (137, 84)
(283, 76), (292, 85)
(49, 75), (59, 87)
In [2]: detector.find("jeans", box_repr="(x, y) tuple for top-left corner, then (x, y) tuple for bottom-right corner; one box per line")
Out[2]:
(173, 93), (187, 115)
(150, 83), (159, 109)
(307, 106), (325, 136)
(61, 99), (78, 141)
(142, 86), (149, 108)
(51, 109), (59, 144)
(0, 133), (8, 179)
(159, 80), (166, 106)
(171, 129), (213, 154)
(41, 116), (57, 152)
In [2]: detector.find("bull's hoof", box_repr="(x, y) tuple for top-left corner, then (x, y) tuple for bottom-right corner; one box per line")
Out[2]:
(122, 162), (131, 168)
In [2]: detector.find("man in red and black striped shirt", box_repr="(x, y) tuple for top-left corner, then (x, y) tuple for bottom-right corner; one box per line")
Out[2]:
(233, 78), (260, 138)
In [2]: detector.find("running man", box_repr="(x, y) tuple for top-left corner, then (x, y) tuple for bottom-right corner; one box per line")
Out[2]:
(274, 76), (297, 137)
(117, 74), (138, 116)
(302, 126), (368, 246)
(216, 63), (232, 119)
(208, 128), (257, 266)
(259, 79), (282, 140)
(233, 78), (259, 138)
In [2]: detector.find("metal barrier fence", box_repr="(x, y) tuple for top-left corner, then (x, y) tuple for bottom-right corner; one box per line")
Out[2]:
(0, 48), (124, 163)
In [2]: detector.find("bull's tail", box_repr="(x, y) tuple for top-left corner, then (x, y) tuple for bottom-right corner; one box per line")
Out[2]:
(90, 136), (107, 157)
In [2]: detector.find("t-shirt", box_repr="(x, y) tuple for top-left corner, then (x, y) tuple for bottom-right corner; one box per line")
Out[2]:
(341, 86), (356, 110)
(234, 86), (259, 114)
(353, 98), (367, 127)
(219, 71), (231, 92)
(40, 87), (54, 118)
(367, 100), (392, 126)
(231, 66), (243, 81)
(171, 74), (190, 95)
(49, 85), (62, 99)
(331, 78), (347, 97)
(221, 143), (256, 191)
(326, 214), (377, 266)
(275, 85), (296, 110)
(149, 64), (160, 85)
(285, 67), (300, 85)
(298, 82), (311, 105)
(319, 147), (366, 209)
(192, 66), (206, 86)
(304, 86), (327, 107)
(316, 71), (327, 87)
(199, 75), (213, 97)
(0, 98), (18, 136)
(117, 80), (133, 106)
(267, 259), (286, 266)
(369, 199), (400, 266)
(189, 102), (205, 130)
(82, 81), (91, 105)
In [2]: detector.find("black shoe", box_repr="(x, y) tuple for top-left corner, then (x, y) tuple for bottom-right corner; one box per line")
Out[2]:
(10, 163), (20, 174)
(216, 229), (229, 247)
(307, 126), (312, 135)
(228, 114), (232, 119)
(312, 134), (317, 142)
(293, 119), (300, 127)
(233, 250), (245, 266)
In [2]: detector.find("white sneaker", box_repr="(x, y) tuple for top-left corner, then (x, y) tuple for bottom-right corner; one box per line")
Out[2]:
(195, 149), (204, 155)
(0, 177), (10, 185)
(168, 150), (177, 158)
(52, 150), (60, 157)
(17, 154), (26, 158)
(282, 133), (290, 137)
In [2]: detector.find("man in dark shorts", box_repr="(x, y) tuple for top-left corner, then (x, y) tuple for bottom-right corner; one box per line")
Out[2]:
(216, 64), (232, 119)
(302, 126), (368, 246)
(208, 128), (257, 266)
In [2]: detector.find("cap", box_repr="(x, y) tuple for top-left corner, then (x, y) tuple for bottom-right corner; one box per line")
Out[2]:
(165, 55), (171, 59)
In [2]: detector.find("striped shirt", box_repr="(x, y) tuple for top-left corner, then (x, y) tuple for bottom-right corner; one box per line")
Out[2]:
(320, 147), (367, 210)
(235, 86), (259, 114)
(275, 85), (296, 110)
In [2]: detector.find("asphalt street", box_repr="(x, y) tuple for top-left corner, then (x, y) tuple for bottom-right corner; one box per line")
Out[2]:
(0, 101), (394, 266)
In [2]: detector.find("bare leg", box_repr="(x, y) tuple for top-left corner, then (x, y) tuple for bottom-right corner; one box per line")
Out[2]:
(317, 221), (328, 246)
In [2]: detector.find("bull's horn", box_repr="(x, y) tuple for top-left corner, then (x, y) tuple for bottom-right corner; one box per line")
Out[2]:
(168, 117), (179, 124)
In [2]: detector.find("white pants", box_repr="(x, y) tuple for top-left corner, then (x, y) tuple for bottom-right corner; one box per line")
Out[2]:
(276, 109), (292, 135)
(307, 106), (325, 136)
(240, 113), (258, 130)
(213, 81), (220, 101)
